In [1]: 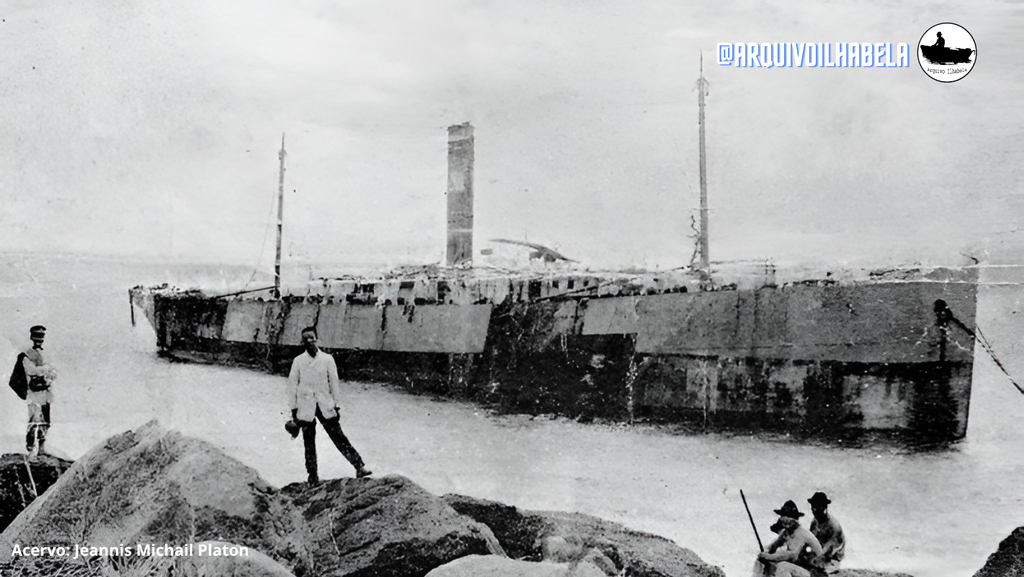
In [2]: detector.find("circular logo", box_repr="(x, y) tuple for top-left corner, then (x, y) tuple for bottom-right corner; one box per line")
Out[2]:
(918, 23), (977, 82)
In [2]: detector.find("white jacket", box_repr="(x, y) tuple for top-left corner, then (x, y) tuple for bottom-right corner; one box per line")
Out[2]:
(287, 350), (342, 422)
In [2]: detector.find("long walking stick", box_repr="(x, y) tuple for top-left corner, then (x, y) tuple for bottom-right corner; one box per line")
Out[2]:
(741, 490), (764, 552)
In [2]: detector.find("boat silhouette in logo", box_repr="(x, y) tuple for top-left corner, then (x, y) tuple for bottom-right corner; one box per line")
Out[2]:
(920, 31), (974, 65)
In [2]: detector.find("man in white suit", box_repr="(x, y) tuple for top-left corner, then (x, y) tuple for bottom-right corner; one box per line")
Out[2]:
(287, 326), (372, 485)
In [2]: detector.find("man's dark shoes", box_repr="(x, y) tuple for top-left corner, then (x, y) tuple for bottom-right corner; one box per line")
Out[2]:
(356, 467), (373, 479)
(307, 476), (320, 487)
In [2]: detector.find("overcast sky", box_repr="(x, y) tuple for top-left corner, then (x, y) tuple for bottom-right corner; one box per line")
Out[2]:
(1, 0), (1021, 270)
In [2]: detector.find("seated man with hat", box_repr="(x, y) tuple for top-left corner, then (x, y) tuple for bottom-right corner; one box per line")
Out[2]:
(752, 500), (824, 577)
(808, 492), (845, 574)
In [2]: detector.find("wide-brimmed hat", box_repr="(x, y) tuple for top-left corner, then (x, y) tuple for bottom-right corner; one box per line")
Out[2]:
(773, 500), (804, 518)
(808, 492), (832, 507)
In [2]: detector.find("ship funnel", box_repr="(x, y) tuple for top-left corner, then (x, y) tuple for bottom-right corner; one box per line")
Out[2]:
(446, 122), (474, 267)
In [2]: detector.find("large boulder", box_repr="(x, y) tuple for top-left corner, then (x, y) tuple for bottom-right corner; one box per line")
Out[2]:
(0, 422), (505, 577)
(974, 526), (1024, 577)
(427, 555), (567, 577)
(0, 453), (73, 533)
(148, 541), (297, 577)
(426, 554), (609, 577)
(0, 420), (284, 567)
(443, 494), (724, 577)
(278, 475), (504, 577)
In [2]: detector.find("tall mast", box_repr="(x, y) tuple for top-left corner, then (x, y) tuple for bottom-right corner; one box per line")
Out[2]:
(274, 133), (286, 299)
(697, 53), (711, 287)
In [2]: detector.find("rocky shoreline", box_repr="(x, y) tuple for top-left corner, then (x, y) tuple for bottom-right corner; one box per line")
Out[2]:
(973, 527), (1024, 577)
(0, 453), (73, 535)
(0, 421), (1011, 577)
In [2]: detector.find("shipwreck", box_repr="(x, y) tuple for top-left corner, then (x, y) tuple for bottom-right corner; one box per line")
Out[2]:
(129, 66), (978, 442)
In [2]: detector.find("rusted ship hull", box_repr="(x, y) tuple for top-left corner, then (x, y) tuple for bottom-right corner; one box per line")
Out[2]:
(130, 269), (978, 442)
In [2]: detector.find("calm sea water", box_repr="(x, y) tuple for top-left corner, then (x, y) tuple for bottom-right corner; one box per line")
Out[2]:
(1, 253), (1022, 577)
